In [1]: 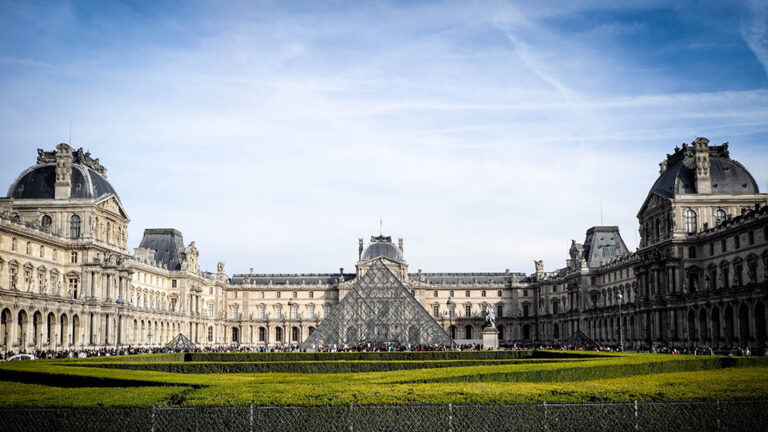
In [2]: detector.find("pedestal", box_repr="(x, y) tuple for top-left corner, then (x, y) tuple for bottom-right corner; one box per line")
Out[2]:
(482, 327), (499, 350)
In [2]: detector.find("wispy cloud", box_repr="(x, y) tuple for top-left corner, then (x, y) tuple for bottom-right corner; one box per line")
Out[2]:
(742, 0), (768, 80)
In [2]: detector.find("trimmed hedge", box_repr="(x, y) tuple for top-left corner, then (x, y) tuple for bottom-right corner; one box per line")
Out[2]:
(402, 356), (768, 384)
(82, 359), (569, 374)
(180, 350), (599, 363)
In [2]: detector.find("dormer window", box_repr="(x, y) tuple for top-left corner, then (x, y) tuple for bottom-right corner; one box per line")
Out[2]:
(41, 215), (52, 231)
(70, 215), (81, 238)
(684, 209), (697, 233)
(714, 209), (726, 226)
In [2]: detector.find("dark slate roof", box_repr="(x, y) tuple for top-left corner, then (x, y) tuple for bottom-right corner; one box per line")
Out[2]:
(651, 156), (759, 198)
(230, 274), (356, 285)
(7, 163), (118, 200)
(582, 226), (630, 268)
(360, 235), (403, 262)
(138, 229), (185, 271)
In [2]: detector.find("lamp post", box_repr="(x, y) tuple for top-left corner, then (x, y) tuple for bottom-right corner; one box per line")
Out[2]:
(447, 297), (455, 349)
(617, 293), (623, 352)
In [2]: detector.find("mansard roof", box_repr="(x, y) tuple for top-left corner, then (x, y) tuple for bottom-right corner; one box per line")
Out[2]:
(138, 229), (186, 271)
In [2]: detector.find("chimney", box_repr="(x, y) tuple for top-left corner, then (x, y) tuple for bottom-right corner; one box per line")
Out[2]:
(398, 238), (403, 253)
(693, 137), (711, 194)
(358, 238), (363, 259)
(54, 143), (73, 199)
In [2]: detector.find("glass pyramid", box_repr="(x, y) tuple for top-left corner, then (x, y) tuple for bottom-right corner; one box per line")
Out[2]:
(302, 259), (451, 348)
(164, 333), (197, 352)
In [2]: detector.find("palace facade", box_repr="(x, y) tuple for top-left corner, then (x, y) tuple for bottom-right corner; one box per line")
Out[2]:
(0, 139), (766, 353)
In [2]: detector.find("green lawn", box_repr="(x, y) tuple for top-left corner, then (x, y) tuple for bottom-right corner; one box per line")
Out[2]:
(0, 351), (766, 407)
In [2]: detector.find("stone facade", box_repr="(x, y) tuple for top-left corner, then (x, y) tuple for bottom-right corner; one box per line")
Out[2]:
(0, 139), (766, 353)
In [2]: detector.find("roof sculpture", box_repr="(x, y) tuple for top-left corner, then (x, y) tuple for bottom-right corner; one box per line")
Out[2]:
(302, 259), (451, 348)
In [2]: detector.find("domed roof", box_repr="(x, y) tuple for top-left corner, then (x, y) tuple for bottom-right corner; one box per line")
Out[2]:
(360, 235), (403, 261)
(8, 163), (117, 200)
(650, 142), (759, 198)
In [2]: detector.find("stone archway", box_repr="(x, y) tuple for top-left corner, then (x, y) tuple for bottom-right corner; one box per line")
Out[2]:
(17, 310), (28, 351)
(1, 308), (11, 352)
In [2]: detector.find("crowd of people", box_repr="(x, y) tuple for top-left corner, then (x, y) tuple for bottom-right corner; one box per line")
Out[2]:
(2, 341), (766, 360)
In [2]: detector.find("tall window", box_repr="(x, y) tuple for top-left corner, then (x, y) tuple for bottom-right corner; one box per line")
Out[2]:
(465, 305), (471, 317)
(714, 209), (726, 226)
(70, 251), (78, 264)
(324, 305), (331, 318)
(41, 215), (52, 231)
(523, 304), (530, 317)
(208, 303), (214, 317)
(207, 326), (213, 342)
(291, 305), (298, 319)
(68, 277), (78, 299)
(275, 305), (282, 319)
(231, 305), (238, 319)
(258, 327), (266, 342)
(209, 287), (213, 295)
(684, 209), (697, 233)
(106, 221), (111, 243)
(497, 304), (503, 318)
(433, 304), (439, 317)
(308, 305), (315, 319)
(70, 215), (81, 238)
(258, 305), (265, 319)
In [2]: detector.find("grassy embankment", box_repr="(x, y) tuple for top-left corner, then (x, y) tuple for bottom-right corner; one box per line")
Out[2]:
(0, 350), (766, 407)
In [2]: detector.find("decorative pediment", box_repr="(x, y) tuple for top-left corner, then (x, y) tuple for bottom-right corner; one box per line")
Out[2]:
(637, 192), (669, 218)
(96, 195), (128, 219)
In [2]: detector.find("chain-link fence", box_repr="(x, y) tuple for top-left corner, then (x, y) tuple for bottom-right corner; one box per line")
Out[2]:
(2, 400), (766, 432)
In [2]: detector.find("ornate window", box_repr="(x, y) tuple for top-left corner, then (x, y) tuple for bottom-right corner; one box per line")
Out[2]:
(70, 251), (78, 264)
(70, 215), (81, 238)
(207, 303), (214, 317)
(275, 305), (282, 319)
(308, 305), (315, 319)
(291, 305), (298, 319)
(41, 215), (52, 231)
(258, 327), (266, 341)
(231, 305), (239, 319)
(433, 304), (439, 317)
(684, 209), (697, 233)
(714, 209), (727, 226)
(465, 305), (471, 317)
(323, 305), (331, 318)
(207, 326), (213, 342)
(497, 304), (503, 318)
(68, 277), (78, 299)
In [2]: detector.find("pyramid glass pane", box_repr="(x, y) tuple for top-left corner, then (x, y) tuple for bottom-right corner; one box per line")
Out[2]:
(302, 260), (451, 348)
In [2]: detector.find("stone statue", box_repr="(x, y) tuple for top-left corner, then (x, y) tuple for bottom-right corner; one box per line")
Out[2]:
(534, 260), (543, 274)
(43, 280), (49, 295)
(56, 281), (62, 296)
(485, 304), (496, 329)
(217, 261), (225, 273)
(747, 260), (757, 283)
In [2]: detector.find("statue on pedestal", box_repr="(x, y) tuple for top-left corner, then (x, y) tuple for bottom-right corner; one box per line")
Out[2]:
(484, 304), (496, 329)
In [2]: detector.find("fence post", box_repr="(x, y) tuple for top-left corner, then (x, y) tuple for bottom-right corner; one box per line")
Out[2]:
(716, 400), (720, 432)
(634, 400), (638, 431)
(348, 403), (354, 432)
(250, 404), (254, 432)
(151, 405), (156, 432)
(448, 403), (453, 432)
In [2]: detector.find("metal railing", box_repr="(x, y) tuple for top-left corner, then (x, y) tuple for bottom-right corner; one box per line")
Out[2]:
(1, 400), (766, 432)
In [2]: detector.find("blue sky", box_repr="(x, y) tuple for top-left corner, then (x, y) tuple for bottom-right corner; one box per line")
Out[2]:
(1, 0), (767, 274)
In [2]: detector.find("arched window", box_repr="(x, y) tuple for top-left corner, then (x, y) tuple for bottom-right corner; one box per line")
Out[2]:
(70, 215), (81, 238)
(684, 209), (697, 233)
(41, 215), (52, 231)
(714, 209), (726, 226)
